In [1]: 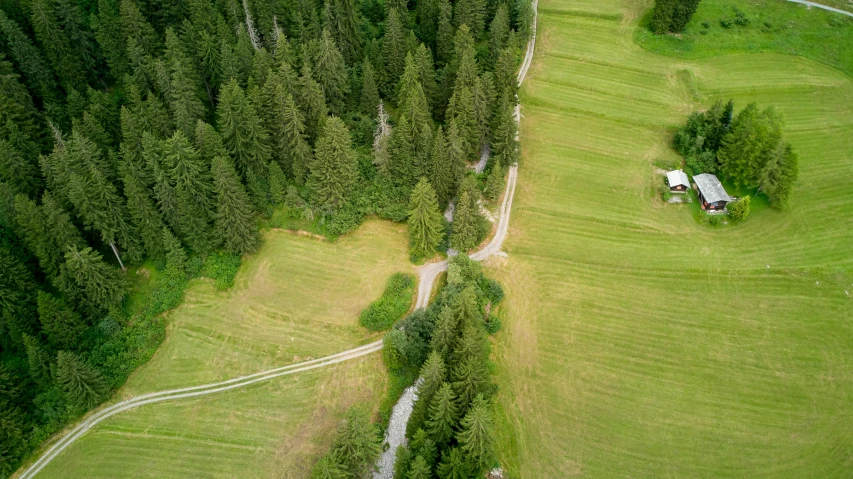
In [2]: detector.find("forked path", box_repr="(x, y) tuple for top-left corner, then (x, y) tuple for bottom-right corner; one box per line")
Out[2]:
(17, 1), (537, 475)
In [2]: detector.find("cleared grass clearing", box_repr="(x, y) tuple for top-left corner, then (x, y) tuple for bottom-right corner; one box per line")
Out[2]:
(36, 220), (410, 478)
(492, 0), (853, 477)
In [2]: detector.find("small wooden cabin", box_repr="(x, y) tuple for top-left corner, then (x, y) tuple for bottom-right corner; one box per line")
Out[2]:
(693, 173), (731, 211)
(666, 170), (690, 193)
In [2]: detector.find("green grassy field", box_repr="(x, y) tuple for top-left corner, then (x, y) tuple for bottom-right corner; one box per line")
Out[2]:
(34, 220), (411, 478)
(491, 0), (853, 476)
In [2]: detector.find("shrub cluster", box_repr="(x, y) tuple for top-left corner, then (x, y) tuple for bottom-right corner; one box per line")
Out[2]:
(359, 273), (416, 331)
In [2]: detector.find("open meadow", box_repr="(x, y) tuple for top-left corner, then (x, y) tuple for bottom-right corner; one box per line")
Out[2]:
(491, 0), (853, 476)
(31, 221), (411, 478)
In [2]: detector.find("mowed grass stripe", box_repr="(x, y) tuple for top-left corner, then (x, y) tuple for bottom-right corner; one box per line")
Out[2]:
(494, 0), (853, 476)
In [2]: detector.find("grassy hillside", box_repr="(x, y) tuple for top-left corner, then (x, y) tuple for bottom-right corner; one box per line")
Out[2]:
(492, 0), (853, 476)
(33, 221), (410, 478)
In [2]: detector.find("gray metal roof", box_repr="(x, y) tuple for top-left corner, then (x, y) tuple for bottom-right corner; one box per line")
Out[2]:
(666, 169), (690, 188)
(693, 173), (731, 203)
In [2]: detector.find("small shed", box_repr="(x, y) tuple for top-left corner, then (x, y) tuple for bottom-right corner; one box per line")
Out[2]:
(666, 170), (690, 193)
(693, 173), (731, 211)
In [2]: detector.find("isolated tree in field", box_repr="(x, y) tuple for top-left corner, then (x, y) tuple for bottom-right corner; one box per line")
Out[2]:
(407, 351), (447, 436)
(456, 394), (495, 472)
(55, 350), (107, 409)
(718, 103), (783, 188)
(757, 142), (798, 207)
(408, 178), (445, 258)
(426, 382), (458, 446)
(217, 79), (272, 178)
(309, 117), (358, 209)
(57, 246), (126, 316)
(37, 292), (86, 350)
(330, 407), (381, 477)
(212, 156), (259, 255)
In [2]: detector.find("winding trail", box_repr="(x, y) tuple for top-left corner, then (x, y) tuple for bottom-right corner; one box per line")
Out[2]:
(17, 1), (538, 476)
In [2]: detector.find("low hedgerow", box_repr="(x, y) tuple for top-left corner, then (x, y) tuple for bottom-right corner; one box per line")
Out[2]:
(359, 273), (416, 331)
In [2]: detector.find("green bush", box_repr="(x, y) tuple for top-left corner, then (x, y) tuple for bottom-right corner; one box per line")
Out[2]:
(200, 252), (242, 290)
(728, 195), (751, 221)
(485, 314), (502, 335)
(359, 273), (416, 331)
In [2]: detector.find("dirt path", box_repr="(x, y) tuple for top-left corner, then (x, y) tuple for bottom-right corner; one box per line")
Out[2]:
(786, 0), (853, 17)
(18, 1), (539, 476)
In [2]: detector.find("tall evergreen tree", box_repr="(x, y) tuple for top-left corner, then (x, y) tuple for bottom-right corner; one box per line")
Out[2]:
(447, 86), (479, 161)
(407, 351), (447, 437)
(30, 0), (86, 91)
(414, 44), (439, 114)
(489, 4), (511, 63)
(296, 63), (329, 145)
(323, 0), (362, 63)
(309, 117), (359, 209)
(456, 394), (495, 472)
(359, 59), (380, 115)
(426, 382), (458, 446)
(408, 178), (444, 258)
(381, 9), (408, 96)
(37, 291), (86, 350)
(451, 354), (490, 411)
(671, 0), (702, 32)
(55, 350), (107, 409)
(261, 74), (314, 181)
(0, 9), (58, 107)
(94, 0), (128, 79)
(268, 161), (287, 204)
(429, 125), (455, 206)
(329, 407), (381, 477)
(758, 141), (798, 208)
(312, 29), (350, 114)
(718, 103), (783, 188)
(163, 131), (216, 252)
(484, 162), (504, 201)
(417, 0), (441, 46)
(216, 79), (273, 178)
(436, 447), (470, 479)
(408, 455), (432, 479)
(122, 171), (168, 260)
(0, 245), (39, 343)
(491, 93), (518, 167)
(649, 0), (675, 34)
(454, 0), (486, 37)
(162, 227), (187, 272)
(163, 28), (208, 139)
(211, 156), (259, 254)
(57, 246), (126, 316)
(450, 191), (480, 252)
(435, 0), (454, 66)
(22, 334), (51, 386)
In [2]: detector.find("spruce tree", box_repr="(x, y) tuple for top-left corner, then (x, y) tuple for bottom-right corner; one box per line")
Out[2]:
(490, 4), (511, 63)
(451, 354), (490, 411)
(37, 291), (86, 350)
(649, 0), (675, 34)
(323, 0), (362, 63)
(310, 454), (347, 479)
(309, 117), (359, 209)
(268, 161), (287, 204)
(407, 351), (446, 437)
(491, 94), (519, 167)
(0, 245), (39, 342)
(0, 9), (58, 106)
(58, 246), (127, 316)
(389, 115), (415, 185)
(456, 394), (495, 472)
(262, 79), (314, 181)
(360, 60), (380, 115)
(447, 86), (479, 161)
(330, 407), (381, 477)
(313, 29), (350, 115)
(0, 401), (25, 475)
(30, 0), (86, 90)
(211, 156), (259, 255)
(436, 447), (471, 479)
(408, 455), (431, 479)
(163, 28), (208, 139)
(163, 131), (216, 253)
(416, 0), (440, 46)
(484, 162), (504, 201)
(122, 172), (167, 260)
(414, 44), (439, 114)
(41, 192), (86, 266)
(426, 382), (458, 446)
(408, 178), (444, 258)
(446, 118), (468, 194)
(758, 141), (798, 208)
(454, 0), (486, 37)
(162, 227), (187, 272)
(217, 79), (273, 178)
(494, 46), (518, 103)
(381, 9), (408, 96)
(426, 127), (456, 208)
(13, 195), (52, 274)
(450, 191), (480, 252)
(55, 350), (107, 409)
(193, 120), (229, 161)
(22, 334), (51, 386)
(435, 0), (454, 66)
(94, 0), (128, 79)
(430, 304), (459, 363)
(296, 63), (329, 144)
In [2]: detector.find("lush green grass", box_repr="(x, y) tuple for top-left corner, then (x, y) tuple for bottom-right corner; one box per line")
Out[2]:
(635, 0), (853, 77)
(491, 0), (853, 477)
(34, 220), (411, 478)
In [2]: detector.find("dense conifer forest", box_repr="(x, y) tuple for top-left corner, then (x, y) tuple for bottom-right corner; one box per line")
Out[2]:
(0, 0), (532, 473)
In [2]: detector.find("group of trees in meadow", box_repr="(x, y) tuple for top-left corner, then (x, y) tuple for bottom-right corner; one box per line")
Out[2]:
(0, 0), (532, 473)
(674, 99), (799, 207)
(649, 0), (702, 34)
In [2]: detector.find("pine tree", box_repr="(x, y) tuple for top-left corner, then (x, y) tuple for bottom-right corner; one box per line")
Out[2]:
(309, 117), (359, 209)
(268, 161), (287, 204)
(296, 63), (329, 145)
(212, 156), (259, 254)
(55, 350), (107, 409)
(718, 104), (783, 188)
(456, 394), (494, 472)
(193, 120), (229, 161)
(389, 115), (415, 185)
(57, 246), (127, 316)
(407, 351), (446, 437)
(37, 291), (86, 350)
(30, 0), (86, 90)
(0, 245), (39, 342)
(381, 9), (408, 96)
(430, 304), (459, 363)
(360, 60), (380, 115)
(408, 178), (444, 258)
(217, 79), (273, 178)
(323, 0), (362, 63)
(0, 9), (58, 106)
(427, 383), (458, 446)
(446, 119), (467, 194)
(447, 86), (479, 161)
(0, 401), (25, 475)
(671, 0), (702, 33)
(428, 125), (455, 206)
(435, 0), (454, 66)
(94, 0), (128, 79)
(494, 47), (517, 102)
(408, 455), (431, 479)
(450, 191), (480, 252)
(489, 4), (510, 63)
(451, 354), (490, 411)
(162, 227), (187, 272)
(416, 0), (441, 46)
(262, 77), (314, 181)
(22, 334), (51, 385)
(310, 454), (347, 479)
(163, 131), (217, 253)
(414, 44), (439, 114)
(758, 141), (798, 208)
(41, 192), (86, 263)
